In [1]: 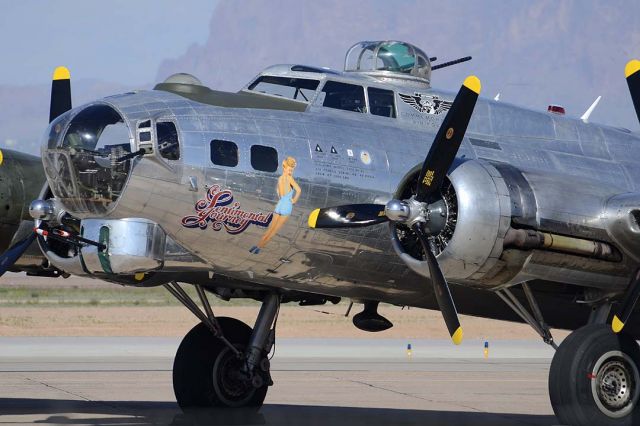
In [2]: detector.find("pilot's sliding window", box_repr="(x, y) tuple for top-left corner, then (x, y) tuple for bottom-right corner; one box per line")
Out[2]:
(321, 81), (366, 113)
(210, 139), (238, 167)
(157, 121), (180, 160)
(248, 76), (319, 102)
(251, 145), (278, 172)
(368, 87), (396, 118)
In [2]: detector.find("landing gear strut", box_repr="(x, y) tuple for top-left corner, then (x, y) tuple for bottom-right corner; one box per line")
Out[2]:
(165, 282), (280, 409)
(496, 282), (557, 348)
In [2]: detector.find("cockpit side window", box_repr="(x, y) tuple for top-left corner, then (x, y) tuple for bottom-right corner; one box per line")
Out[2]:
(321, 81), (366, 113)
(368, 87), (396, 118)
(248, 76), (319, 102)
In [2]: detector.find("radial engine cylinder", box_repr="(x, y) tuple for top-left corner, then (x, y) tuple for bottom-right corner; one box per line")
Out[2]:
(391, 160), (511, 281)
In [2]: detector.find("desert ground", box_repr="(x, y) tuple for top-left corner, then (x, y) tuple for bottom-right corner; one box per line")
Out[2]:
(0, 273), (568, 341)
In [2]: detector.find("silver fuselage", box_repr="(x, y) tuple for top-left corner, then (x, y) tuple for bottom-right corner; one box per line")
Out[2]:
(41, 66), (640, 308)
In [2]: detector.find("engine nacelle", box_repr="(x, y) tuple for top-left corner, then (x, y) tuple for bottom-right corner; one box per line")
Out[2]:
(604, 192), (640, 263)
(391, 160), (511, 281)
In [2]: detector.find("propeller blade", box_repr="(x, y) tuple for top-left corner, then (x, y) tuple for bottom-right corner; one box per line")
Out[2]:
(625, 60), (640, 124)
(49, 66), (72, 123)
(612, 268), (640, 333)
(415, 75), (481, 203)
(0, 233), (36, 277)
(413, 224), (463, 345)
(308, 204), (387, 229)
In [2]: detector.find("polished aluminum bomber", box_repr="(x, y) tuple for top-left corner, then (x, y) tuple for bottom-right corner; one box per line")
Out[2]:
(39, 55), (640, 307)
(25, 43), (640, 424)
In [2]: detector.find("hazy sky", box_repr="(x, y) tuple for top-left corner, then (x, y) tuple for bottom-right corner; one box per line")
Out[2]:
(0, 0), (219, 86)
(1, 1), (639, 155)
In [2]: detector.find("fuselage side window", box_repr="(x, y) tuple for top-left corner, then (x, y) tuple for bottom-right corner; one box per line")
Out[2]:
(248, 76), (319, 102)
(156, 121), (180, 160)
(368, 87), (396, 118)
(250, 145), (278, 172)
(210, 139), (238, 167)
(321, 81), (366, 113)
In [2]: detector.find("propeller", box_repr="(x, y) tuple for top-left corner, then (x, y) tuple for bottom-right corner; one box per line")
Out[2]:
(0, 233), (36, 277)
(413, 224), (462, 343)
(415, 76), (479, 203)
(611, 268), (640, 334)
(0, 66), (72, 277)
(610, 60), (640, 332)
(626, 60), (640, 123)
(308, 75), (481, 344)
(49, 66), (72, 123)
(308, 204), (386, 228)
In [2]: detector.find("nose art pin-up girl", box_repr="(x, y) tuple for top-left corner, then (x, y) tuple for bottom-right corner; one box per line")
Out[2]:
(250, 156), (300, 254)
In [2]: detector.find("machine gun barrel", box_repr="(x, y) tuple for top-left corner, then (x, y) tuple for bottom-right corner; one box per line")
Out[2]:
(432, 56), (472, 71)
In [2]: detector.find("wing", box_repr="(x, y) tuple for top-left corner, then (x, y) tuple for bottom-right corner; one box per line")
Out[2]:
(398, 93), (425, 113)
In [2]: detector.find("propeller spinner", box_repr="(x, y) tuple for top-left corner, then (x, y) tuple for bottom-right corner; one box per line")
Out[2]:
(308, 76), (481, 344)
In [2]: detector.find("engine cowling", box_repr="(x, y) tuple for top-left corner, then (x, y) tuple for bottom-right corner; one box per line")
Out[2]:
(390, 159), (511, 281)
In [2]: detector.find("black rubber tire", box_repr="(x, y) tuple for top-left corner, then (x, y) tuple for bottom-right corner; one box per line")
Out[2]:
(173, 317), (268, 409)
(549, 324), (640, 426)
(549, 325), (587, 426)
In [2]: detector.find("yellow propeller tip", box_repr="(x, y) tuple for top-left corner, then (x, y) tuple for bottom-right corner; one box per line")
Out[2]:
(625, 60), (640, 78)
(53, 66), (70, 81)
(0, 149), (3, 166)
(451, 327), (463, 345)
(463, 75), (481, 94)
(612, 315), (625, 333)
(308, 209), (320, 228)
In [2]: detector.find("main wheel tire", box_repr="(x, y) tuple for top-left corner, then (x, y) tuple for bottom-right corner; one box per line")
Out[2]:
(173, 317), (268, 409)
(549, 324), (640, 426)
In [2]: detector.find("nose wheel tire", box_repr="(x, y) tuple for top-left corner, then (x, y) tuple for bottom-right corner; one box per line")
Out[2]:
(173, 317), (269, 409)
(549, 324), (640, 426)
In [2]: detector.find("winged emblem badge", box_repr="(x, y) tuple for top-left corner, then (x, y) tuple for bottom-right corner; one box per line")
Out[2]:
(398, 92), (453, 115)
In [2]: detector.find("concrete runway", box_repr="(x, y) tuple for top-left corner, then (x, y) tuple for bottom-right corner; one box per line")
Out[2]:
(0, 338), (560, 425)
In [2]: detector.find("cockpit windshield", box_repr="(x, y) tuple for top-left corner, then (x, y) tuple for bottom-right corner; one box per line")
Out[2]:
(248, 76), (319, 102)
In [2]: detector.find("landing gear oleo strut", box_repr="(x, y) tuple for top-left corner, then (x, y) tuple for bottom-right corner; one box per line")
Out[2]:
(166, 282), (279, 409)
